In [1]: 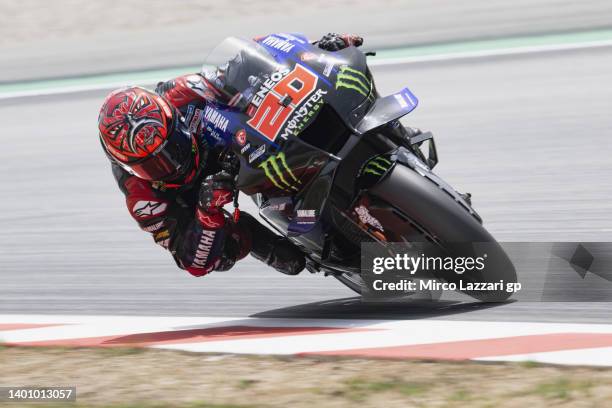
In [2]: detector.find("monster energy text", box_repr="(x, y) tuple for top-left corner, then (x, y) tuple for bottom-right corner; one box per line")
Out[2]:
(336, 65), (372, 98)
(280, 89), (327, 139)
(259, 152), (301, 192)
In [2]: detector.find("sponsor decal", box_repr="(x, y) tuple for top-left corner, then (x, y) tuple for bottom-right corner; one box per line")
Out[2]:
(301, 52), (319, 62)
(394, 93), (408, 108)
(268, 202), (288, 211)
(296, 209), (317, 224)
(142, 221), (164, 232)
(203, 106), (229, 133)
(211, 190), (232, 208)
(188, 108), (204, 133)
(250, 67), (290, 108)
(354, 205), (384, 231)
(132, 201), (167, 218)
(277, 33), (307, 44)
(395, 89), (418, 111)
(192, 230), (217, 268)
(248, 144), (266, 163)
(197, 212), (223, 228)
(240, 142), (251, 154)
(259, 152), (301, 192)
(234, 129), (247, 146)
(248, 65), (318, 141)
(186, 75), (209, 98)
(154, 229), (170, 241)
(246, 104), (257, 118)
(184, 105), (195, 125)
(336, 65), (372, 99)
(279, 89), (327, 139)
(362, 156), (392, 177)
(207, 129), (223, 142)
(261, 35), (295, 53)
(323, 60), (334, 77)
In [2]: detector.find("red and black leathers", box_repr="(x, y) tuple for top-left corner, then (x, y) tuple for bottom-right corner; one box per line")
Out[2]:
(112, 74), (251, 276)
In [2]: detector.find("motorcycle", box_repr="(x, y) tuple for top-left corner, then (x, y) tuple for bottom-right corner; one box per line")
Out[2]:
(200, 34), (516, 301)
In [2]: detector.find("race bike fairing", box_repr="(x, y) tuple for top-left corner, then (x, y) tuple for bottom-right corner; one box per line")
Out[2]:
(201, 37), (286, 112)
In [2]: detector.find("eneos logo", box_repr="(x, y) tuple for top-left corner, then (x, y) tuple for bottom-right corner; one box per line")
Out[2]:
(247, 65), (318, 142)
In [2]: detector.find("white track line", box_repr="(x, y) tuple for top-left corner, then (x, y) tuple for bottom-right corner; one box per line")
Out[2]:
(0, 80), (159, 100)
(368, 38), (612, 67)
(3, 315), (612, 366)
(476, 347), (612, 367)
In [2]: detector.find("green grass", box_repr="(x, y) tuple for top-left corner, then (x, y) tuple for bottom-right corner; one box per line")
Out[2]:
(112, 403), (257, 408)
(531, 378), (594, 400)
(519, 360), (540, 369)
(343, 377), (430, 401)
(448, 389), (472, 401)
(96, 347), (148, 357)
(237, 379), (259, 390)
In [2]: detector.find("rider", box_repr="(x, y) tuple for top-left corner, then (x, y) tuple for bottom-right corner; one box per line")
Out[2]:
(97, 33), (363, 278)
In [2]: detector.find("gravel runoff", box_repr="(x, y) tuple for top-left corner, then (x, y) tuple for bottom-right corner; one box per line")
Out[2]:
(1, 346), (612, 407)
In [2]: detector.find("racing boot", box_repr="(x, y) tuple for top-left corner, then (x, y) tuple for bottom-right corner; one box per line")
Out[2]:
(238, 213), (306, 275)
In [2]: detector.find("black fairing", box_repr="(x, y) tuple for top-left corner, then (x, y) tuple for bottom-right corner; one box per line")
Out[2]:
(199, 36), (455, 266)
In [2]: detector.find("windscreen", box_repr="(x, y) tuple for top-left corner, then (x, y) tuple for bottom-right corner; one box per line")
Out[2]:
(201, 37), (287, 111)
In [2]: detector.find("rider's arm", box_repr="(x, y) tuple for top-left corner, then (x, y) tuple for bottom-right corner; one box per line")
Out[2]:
(112, 163), (246, 277)
(111, 163), (174, 250)
(315, 33), (363, 51)
(173, 171), (240, 276)
(155, 73), (216, 108)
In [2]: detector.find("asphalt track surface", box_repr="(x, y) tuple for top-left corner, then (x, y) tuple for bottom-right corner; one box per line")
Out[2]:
(1, 45), (611, 323)
(3, 0), (612, 81)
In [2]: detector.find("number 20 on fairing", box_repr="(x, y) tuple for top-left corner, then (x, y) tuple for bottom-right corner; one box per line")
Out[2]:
(247, 65), (318, 142)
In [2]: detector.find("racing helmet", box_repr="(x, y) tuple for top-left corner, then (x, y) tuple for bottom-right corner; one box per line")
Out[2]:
(98, 86), (195, 182)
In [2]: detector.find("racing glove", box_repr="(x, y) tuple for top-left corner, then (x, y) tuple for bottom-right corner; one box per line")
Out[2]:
(196, 170), (235, 229)
(317, 33), (363, 51)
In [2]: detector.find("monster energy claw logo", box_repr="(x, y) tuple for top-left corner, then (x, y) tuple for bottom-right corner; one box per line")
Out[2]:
(259, 152), (301, 192)
(362, 156), (392, 177)
(336, 65), (372, 98)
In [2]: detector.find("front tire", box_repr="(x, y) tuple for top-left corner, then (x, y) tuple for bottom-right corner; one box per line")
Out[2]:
(369, 163), (516, 302)
(335, 273), (364, 294)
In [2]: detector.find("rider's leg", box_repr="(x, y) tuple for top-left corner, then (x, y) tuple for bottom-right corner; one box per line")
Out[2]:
(234, 212), (306, 275)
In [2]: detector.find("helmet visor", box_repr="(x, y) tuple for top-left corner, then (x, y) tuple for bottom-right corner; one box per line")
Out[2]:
(127, 120), (194, 181)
